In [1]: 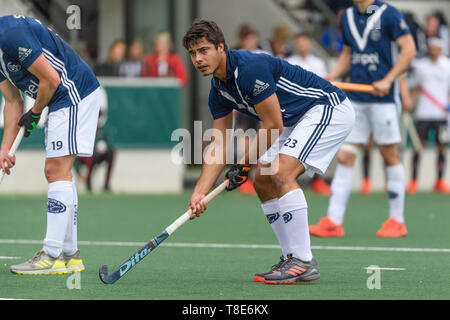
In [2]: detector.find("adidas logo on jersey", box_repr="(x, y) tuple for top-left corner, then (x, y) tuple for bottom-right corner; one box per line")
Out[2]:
(18, 47), (32, 62)
(253, 79), (269, 96)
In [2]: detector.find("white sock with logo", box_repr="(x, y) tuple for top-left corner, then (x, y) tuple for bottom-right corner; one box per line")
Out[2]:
(327, 164), (355, 225)
(261, 198), (289, 259)
(63, 179), (78, 256)
(43, 181), (73, 259)
(386, 164), (405, 223)
(278, 189), (312, 262)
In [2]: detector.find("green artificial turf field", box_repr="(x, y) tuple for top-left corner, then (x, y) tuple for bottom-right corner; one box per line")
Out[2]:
(0, 190), (449, 300)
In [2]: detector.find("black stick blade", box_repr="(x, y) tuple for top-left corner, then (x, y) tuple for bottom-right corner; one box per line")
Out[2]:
(99, 264), (116, 284)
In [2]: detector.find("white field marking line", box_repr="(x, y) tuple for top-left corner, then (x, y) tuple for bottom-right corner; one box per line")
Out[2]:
(0, 298), (30, 300)
(365, 267), (407, 271)
(1, 239), (450, 253)
(0, 256), (21, 260)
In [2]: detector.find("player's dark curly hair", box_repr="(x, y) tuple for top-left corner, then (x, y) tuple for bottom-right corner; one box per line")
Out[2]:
(182, 19), (228, 51)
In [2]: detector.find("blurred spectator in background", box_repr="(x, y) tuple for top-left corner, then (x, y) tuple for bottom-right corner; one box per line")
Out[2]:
(235, 24), (268, 54)
(75, 110), (115, 193)
(407, 37), (450, 194)
(320, 7), (345, 56)
(425, 13), (449, 56)
(140, 31), (188, 86)
(119, 39), (145, 77)
(286, 33), (331, 196)
(403, 11), (428, 59)
(260, 24), (293, 59)
(287, 33), (327, 77)
(94, 39), (126, 76)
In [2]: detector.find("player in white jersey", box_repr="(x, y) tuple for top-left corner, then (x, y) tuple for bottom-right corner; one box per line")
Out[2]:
(309, 0), (416, 238)
(407, 37), (450, 194)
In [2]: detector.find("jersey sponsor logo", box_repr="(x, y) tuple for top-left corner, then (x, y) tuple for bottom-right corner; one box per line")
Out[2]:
(47, 198), (67, 214)
(7, 62), (21, 72)
(24, 79), (39, 97)
(370, 29), (382, 42)
(18, 47), (32, 62)
(352, 52), (379, 71)
(253, 79), (269, 96)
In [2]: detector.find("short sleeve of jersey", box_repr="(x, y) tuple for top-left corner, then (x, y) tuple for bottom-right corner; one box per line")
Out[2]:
(386, 6), (411, 41)
(208, 87), (233, 120)
(237, 59), (276, 105)
(341, 10), (351, 46)
(2, 25), (43, 69)
(0, 72), (6, 83)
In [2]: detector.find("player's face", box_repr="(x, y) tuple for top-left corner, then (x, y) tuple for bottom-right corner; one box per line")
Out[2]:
(188, 38), (224, 76)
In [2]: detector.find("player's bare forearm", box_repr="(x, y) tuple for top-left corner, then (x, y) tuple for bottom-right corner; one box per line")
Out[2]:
(31, 80), (58, 114)
(326, 46), (351, 80)
(189, 113), (232, 216)
(240, 123), (279, 166)
(383, 34), (416, 85)
(241, 93), (284, 166)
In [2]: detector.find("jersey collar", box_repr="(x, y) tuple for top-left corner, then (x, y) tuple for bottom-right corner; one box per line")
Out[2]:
(354, 0), (383, 16)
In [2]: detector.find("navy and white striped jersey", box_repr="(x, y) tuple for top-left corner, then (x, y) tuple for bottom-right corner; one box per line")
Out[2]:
(0, 15), (99, 112)
(341, 0), (411, 103)
(208, 50), (347, 127)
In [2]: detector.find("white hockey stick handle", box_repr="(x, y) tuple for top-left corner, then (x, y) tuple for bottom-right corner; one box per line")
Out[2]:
(165, 180), (229, 235)
(0, 127), (25, 183)
(403, 113), (423, 153)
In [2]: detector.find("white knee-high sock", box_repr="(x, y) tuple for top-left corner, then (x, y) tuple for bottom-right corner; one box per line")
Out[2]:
(386, 164), (405, 223)
(63, 179), (78, 255)
(261, 198), (289, 258)
(278, 189), (312, 262)
(43, 181), (73, 258)
(327, 164), (355, 225)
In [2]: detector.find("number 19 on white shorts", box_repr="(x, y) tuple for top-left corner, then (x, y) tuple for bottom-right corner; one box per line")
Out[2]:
(45, 88), (100, 158)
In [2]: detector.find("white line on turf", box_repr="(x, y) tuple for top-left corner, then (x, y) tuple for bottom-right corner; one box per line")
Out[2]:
(365, 267), (407, 271)
(0, 256), (21, 260)
(0, 239), (450, 253)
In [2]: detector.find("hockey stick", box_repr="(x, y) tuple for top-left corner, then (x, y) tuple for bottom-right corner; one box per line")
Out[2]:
(99, 180), (229, 284)
(402, 112), (423, 153)
(0, 127), (25, 184)
(331, 81), (376, 93)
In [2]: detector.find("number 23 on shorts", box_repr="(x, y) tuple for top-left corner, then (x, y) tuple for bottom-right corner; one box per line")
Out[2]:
(284, 138), (298, 148)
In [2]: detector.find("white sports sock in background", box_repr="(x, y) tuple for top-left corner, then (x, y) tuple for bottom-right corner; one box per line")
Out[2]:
(327, 164), (355, 225)
(386, 164), (405, 223)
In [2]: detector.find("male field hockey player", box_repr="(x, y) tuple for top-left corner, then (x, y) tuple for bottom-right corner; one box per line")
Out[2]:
(309, 0), (416, 238)
(0, 15), (100, 274)
(182, 19), (355, 284)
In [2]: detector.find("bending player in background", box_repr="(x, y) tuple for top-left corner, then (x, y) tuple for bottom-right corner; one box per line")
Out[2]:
(309, 0), (416, 238)
(183, 19), (355, 284)
(407, 37), (450, 194)
(0, 15), (100, 274)
(287, 32), (332, 196)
